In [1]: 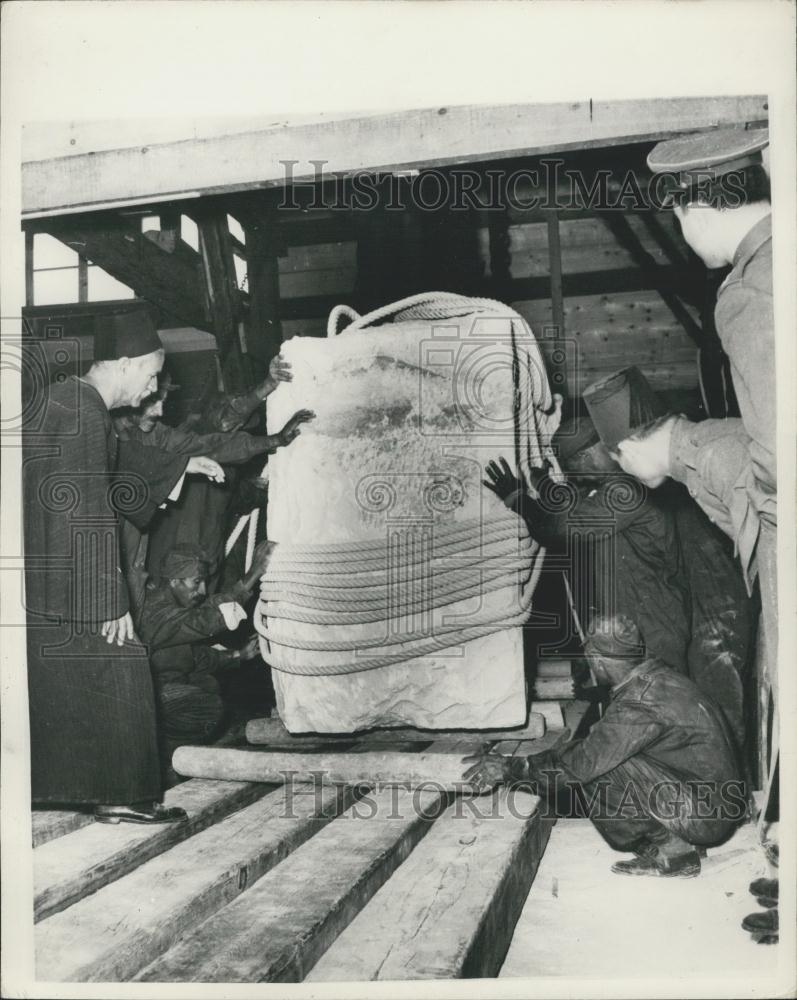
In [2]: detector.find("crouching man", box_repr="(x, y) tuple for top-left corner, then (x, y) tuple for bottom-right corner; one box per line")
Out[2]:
(138, 540), (275, 768)
(464, 615), (745, 878)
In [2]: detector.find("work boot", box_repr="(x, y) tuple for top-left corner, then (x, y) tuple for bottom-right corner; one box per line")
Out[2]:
(612, 833), (702, 878)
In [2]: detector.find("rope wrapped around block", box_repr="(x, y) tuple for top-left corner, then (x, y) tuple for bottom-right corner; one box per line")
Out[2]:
(256, 510), (536, 675)
(256, 292), (560, 679)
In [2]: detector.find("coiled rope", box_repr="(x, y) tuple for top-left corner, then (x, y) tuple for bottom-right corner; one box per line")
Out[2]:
(259, 292), (557, 676)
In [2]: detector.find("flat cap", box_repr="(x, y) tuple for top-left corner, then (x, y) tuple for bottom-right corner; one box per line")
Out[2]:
(162, 543), (210, 580)
(648, 127), (768, 180)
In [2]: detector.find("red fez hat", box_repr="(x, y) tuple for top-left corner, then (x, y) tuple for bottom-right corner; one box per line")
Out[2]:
(94, 305), (163, 361)
(582, 367), (667, 451)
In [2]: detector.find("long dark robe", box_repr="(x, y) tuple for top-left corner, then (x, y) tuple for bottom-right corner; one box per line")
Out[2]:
(23, 377), (180, 805)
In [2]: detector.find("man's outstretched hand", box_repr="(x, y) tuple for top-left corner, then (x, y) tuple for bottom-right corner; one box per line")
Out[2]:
(186, 455), (225, 483)
(259, 354), (294, 398)
(461, 746), (506, 794)
(276, 409), (315, 447)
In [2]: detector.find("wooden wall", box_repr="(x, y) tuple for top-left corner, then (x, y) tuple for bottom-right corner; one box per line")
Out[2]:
(268, 171), (704, 399)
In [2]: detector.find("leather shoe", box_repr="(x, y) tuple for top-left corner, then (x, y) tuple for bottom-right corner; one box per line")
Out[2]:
(749, 877), (778, 902)
(94, 802), (188, 825)
(742, 909), (778, 934)
(612, 848), (701, 878)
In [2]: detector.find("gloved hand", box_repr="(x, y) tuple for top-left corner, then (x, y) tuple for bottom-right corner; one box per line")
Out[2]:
(482, 457), (525, 511)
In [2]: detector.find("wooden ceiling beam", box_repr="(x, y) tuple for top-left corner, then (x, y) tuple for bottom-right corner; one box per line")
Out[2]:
(23, 96), (767, 217)
(28, 215), (208, 329)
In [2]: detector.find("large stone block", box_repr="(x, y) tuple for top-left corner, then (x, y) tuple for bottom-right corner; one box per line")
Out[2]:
(260, 305), (551, 733)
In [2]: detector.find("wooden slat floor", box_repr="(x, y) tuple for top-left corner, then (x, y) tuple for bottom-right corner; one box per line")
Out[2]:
(32, 703), (588, 984)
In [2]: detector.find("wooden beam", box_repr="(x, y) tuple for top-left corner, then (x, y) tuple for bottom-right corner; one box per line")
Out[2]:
(601, 212), (705, 344)
(25, 216), (207, 329)
(277, 265), (698, 322)
(242, 208), (283, 365)
(25, 229), (34, 306)
(172, 746), (497, 792)
(32, 809), (92, 848)
(307, 788), (551, 981)
(34, 784), (356, 982)
(195, 206), (249, 389)
(77, 254), (89, 302)
(545, 208), (568, 396)
(34, 779), (269, 922)
(136, 787), (448, 983)
(23, 97), (768, 217)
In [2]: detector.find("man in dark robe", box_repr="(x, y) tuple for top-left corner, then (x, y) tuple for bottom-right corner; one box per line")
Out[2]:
(138, 541), (275, 767)
(464, 616), (744, 878)
(484, 410), (753, 751)
(24, 306), (192, 824)
(114, 370), (312, 619)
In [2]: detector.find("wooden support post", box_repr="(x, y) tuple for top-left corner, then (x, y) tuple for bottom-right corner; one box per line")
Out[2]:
(195, 206), (249, 391)
(545, 208), (568, 397)
(242, 208), (283, 371)
(25, 229), (35, 306)
(77, 255), (89, 302)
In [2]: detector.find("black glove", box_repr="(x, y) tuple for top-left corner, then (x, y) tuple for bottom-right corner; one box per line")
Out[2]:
(483, 457), (525, 510)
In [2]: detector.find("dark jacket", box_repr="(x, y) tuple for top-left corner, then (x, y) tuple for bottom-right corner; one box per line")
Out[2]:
(139, 582), (249, 689)
(530, 658), (740, 789)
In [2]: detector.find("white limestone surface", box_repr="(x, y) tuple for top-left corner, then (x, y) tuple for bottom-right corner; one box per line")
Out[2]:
(262, 312), (550, 733)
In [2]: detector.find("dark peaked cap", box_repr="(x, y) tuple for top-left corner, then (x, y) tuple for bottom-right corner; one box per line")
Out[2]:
(94, 305), (163, 361)
(162, 544), (211, 580)
(582, 367), (667, 451)
(647, 127), (769, 185)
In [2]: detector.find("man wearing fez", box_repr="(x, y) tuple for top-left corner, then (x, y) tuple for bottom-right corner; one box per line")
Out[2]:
(137, 540), (275, 769)
(114, 369), (313, 618)
(483, 404), (753, 753)
(464, 616), (744, 879)
(23, 304), (210, 823)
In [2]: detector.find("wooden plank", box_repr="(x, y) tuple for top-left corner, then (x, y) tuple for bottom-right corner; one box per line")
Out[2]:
(136, 787), (448, 982)
(34, 779), (269, 922)
(32, 810), (93, 848)
(25, 229), (35, 306)
(244, 713), (547, 746)
(34, 784), (356, 982)
(278, 267), (357, 299)
(23, 97), (767, 216)
(537, 659), (572, 678)
(278, 240), (357, 274)
(306, 788), (551, 981)
(196, 206), (244, 370)
(172, 746), (495, 791)
(545, 209), (567, 396)
(244, 208), (283, 364)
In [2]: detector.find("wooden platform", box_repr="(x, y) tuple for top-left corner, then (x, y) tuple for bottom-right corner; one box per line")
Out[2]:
(32, 703), (588, 984)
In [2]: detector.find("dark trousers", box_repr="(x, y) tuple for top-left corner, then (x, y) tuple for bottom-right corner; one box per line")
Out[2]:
(581, 756), (741, 853)
(155, 682), (226, 767)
